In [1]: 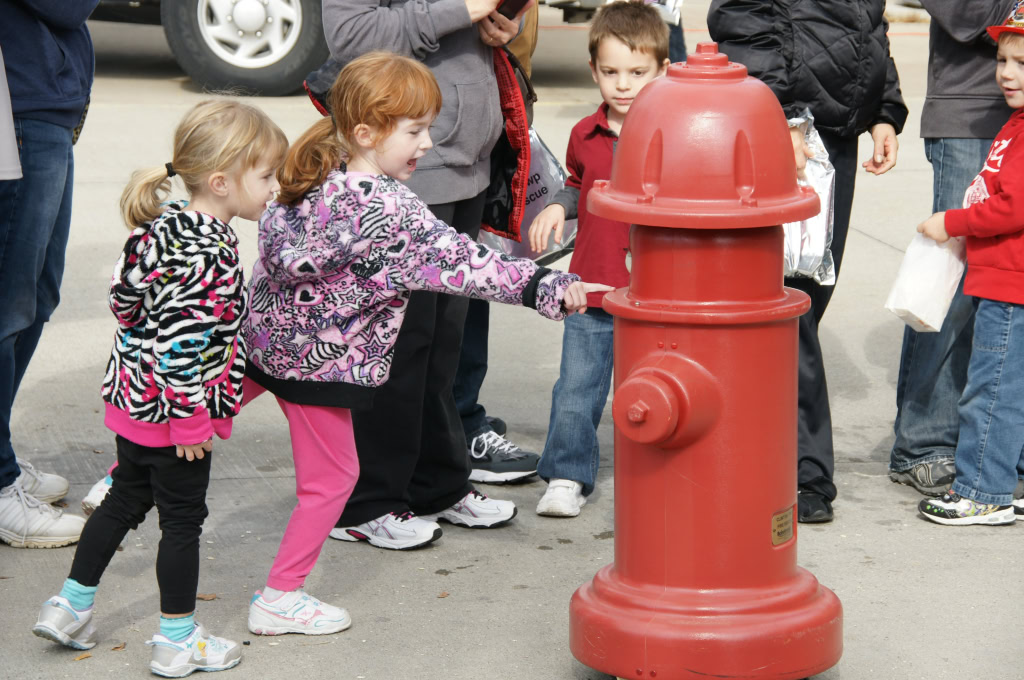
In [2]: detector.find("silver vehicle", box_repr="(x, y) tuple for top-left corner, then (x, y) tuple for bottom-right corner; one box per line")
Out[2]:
(91, 0), (330, 96)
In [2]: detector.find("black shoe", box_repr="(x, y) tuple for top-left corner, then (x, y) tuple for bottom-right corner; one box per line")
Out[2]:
(485, 416), (507, 436)
(467, 431), (539, 485)
(797, 490), (834, 524)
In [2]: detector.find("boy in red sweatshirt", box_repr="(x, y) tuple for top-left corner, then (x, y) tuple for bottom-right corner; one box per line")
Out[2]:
(526, 1), (668, 517)
(918, 2), (1024, 525)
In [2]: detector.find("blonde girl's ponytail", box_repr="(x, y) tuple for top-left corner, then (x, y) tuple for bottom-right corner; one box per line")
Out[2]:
(119, 166), (173, 229)
(276, 116), (345, 206)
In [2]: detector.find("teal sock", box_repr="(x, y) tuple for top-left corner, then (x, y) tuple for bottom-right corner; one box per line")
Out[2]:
(59, 578), (97, 611)
(103, 475), (113, 485)
(160, 614), (196, 642)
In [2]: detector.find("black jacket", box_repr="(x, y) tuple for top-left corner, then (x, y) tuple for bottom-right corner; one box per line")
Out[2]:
(708, 0), (908, 139)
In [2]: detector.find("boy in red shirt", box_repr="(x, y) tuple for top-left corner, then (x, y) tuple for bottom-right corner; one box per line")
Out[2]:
(527, 0), (668, 517)
(918, 3), (1024, 525)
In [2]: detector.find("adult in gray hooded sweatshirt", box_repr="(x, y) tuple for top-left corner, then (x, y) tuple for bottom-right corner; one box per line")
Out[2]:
(323, 0), (532, 548)
(890, 0), (1015, 497)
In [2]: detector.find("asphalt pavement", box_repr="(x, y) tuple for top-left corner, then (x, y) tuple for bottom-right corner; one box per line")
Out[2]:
(4, 5), (1022, 680)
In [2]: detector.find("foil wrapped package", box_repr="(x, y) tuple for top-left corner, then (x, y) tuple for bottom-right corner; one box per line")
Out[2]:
(479, 128), (578, 267)
(784, 110), (836, 285)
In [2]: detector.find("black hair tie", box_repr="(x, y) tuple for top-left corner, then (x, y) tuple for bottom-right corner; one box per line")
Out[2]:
(165, 162), (177, 178)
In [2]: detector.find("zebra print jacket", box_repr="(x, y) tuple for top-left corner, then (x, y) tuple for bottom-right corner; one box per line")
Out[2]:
(242, 171), (578, 407)
(101, 204), (246, 447)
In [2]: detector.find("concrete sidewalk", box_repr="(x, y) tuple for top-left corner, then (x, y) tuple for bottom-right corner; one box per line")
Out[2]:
(5, 6), (1022, 680)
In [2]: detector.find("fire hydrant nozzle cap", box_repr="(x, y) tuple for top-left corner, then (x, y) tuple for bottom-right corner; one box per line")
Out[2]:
(667, 42), (746, 81)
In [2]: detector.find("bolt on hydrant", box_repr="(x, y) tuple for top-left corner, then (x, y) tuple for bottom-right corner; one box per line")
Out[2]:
(568, 43), (843, 680)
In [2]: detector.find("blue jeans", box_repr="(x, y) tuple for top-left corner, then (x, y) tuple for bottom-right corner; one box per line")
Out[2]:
(950, 299), (1024, 506)
(537, 308), (614, 496)
(890, 137), (992, 472)
(0, 118), (75, 488)
(669, 21), (687, 64)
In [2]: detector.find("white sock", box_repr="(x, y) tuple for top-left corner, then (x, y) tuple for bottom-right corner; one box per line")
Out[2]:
(262, 586), (298, 604)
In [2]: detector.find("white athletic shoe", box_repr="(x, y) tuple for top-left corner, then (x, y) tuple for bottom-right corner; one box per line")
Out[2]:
(147, 623), (241, 677)
(536, 479), (587, 518)
(420, 490), (516, 528)
(81, 476), (112, 515)
(329, 511), (442, 550)
(248, 589), (351, 636)
(32, 595), (98, 650)
(0, 480), (85, 548)
(16, 458), (69, 503)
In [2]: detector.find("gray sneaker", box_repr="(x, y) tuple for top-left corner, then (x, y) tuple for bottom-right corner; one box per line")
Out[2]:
(889, 458), (956, 497)
(467, 431), (539, 484)
(32, 596), (98, 650)
(147, 623), (241, 677)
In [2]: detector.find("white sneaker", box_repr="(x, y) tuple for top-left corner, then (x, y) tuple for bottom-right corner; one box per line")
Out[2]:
(329, 511), (442, 550)
(147, 623), (241, 677)
(32, 595), (98, 650)
(420, 490), (516, 528)
(0, 480), (85, 548)
(536, 479), (586, 517)
(248, 589), (351, 636)
(16, 458), (69, 503)
(82, 476), (112, 515)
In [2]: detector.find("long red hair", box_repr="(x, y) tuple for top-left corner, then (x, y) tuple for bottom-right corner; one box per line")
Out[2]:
(277, 51), (443, 205)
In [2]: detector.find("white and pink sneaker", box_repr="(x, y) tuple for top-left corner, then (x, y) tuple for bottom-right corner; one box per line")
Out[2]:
(247, 589), (351, 636)
(420, 490), (517, 528)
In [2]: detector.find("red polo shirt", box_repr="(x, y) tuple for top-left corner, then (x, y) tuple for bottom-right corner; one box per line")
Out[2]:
(564, 103), (631, 308)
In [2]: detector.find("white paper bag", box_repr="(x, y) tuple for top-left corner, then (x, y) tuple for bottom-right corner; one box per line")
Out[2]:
(884, 234), (966, 332)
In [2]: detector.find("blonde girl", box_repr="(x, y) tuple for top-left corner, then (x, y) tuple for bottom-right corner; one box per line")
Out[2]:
(32, 100), (287, 679)
(240, 52), (606, 635)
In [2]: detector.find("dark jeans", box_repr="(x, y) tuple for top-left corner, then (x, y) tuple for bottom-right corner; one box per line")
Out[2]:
(0, 118), (74, 489)
(789, 130), (858, 501)
(69, 436), (212, 615)
(454, 298), (491, 441)
(339, 192), (485, 526)
(890, 137), (992, 472)
(669, 21), (688, 64)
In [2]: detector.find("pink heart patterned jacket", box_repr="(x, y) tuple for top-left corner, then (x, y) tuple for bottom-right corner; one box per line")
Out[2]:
(242, 170), (579, 407)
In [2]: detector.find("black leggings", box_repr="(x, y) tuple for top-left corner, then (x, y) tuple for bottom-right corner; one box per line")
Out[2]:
(69, 435), (211, 614)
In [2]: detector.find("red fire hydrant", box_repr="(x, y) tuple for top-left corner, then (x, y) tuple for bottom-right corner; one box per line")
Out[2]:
(569, 43), (843, 680)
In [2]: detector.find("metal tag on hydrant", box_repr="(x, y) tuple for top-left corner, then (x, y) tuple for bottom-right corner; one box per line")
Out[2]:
(772, 507), (794, 546)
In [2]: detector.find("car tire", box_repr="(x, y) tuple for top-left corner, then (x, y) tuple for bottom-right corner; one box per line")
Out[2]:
(161, 0), (330, 96)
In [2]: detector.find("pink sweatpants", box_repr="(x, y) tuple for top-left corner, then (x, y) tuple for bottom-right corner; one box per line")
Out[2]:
(242, 378), (360, 591)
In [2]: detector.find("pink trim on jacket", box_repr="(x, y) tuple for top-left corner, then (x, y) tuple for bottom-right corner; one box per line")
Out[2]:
(105, 404), (233, 448)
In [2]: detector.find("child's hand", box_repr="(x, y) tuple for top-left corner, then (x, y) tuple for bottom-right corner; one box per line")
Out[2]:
(529, 204), (566, 253)
(563, 282), (615, 314)
(917, 212), (949, 243)
(790, 127), (813, 177)
(176, 439), (212, 462)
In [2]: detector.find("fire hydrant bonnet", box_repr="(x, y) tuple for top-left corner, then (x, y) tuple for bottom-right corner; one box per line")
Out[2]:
(588, 42), (820, 229)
